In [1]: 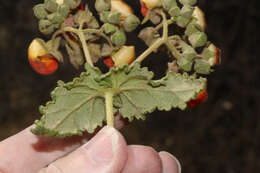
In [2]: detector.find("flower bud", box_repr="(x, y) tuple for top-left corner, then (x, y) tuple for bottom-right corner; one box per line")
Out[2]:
(28, 38), (58, 75)
(140, 0), (162, 9)
(202, 44), (221, 67)
(33, 4), (48, 19)
(100, 11), (110, 23)
(111, 0), (133, 21)
(111, 30), (126, 46)
(176, 16), (190, 28)
(64, 0), (81, 9)
(179, 0), (197, 6)
(192, 6), (206, 30)
(123, 14), (140, 32)
(95, 0), (111, 12)
(47, 12), (64, 24)
(107, 11), (121, 24)
(162, 0), (177, 11)
(112, 46), (135, 67)
(188, 31), (207, 48)
(58, 4), (70, 18)
(177, 58), (193, 71)
(56, 0), (64, 5)
(168, 6), (180, 17)
(44, 0), (58, 12)
(39, 19), (54, 35)
(181, 5), (194, 18)
(103, 23), (117, 34)
(185, 22), (202, 36)
(194, 59), (211, 74)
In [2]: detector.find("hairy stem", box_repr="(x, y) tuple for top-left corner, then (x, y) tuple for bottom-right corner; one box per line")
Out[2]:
(131, 11), (169, 67)
(155, 19), (175, 31)
(105, 91), (114, 127)
(78, 30), (94, 67)
(63, 27), (94, 67)
(165, 41), (183, 60)
(161, 12), (168, 41)
(131, 38), (164, 66)
(82, 28), (114, 47)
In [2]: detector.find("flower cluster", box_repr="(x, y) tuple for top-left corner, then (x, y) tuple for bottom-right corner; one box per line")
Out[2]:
(28, 0), (221, 108)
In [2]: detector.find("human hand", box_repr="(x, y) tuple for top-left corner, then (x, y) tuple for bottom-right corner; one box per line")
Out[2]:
(0, 124), (181, 173)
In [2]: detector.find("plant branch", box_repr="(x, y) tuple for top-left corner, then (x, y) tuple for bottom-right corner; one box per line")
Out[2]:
(165, 40), (182, 60)
(131, 11), (169, 67)
(64, 26), (94, 67)
(105, 91), (114, 127)
(131, 38), (164, 66)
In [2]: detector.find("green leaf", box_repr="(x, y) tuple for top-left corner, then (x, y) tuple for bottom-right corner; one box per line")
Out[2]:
(32, 64), (206, 137)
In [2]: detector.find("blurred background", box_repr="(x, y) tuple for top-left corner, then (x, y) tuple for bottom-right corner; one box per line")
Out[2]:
(0, 0), (260, 172)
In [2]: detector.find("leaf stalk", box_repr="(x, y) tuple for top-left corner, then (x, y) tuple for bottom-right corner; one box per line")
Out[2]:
(105, 91), (114, 127)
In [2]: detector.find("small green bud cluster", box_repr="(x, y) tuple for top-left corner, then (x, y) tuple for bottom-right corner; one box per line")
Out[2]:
(161, 0), (208, 48)
(33, 0), (81, 34)
(139, 0), (220, 75)
(95, 0), (140, 46)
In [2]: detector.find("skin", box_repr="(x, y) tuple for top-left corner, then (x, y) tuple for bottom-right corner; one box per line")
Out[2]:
(0, 119), (181, 173)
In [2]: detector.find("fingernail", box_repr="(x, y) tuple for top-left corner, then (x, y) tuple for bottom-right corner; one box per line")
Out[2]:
(85, 126), (119, 164)
(160, 151), (182, 173)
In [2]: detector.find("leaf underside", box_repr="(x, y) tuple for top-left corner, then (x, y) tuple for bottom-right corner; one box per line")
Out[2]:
(32, 63), (206, 137)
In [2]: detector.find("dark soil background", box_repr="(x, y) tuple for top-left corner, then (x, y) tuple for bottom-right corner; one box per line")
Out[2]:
(1, 0), (260, 172)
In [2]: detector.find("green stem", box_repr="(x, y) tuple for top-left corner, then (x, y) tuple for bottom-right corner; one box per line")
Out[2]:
(82, 28), (113, 47)
(105, 91), (114, 127)
(131, 38), (165, 66)
(78, 30), (94, 67)
(155, 19), (175, 31)
(161, 11), (168, 41)
(63, 27), (94, 67)
(165, 40), (183, 60)
(131, 11), (169, 67)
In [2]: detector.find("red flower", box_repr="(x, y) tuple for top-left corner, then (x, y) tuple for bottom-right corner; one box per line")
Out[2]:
(188, 89), (208, 107)
(28, 39), (58, 75)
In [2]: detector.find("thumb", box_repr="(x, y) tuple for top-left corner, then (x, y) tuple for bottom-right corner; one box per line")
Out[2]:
(39, 126), (128, 173)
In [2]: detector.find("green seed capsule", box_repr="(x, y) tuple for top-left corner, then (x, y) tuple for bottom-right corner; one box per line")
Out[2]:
(179, 0), (197, 6)
(181, 5), (194, 18)
(64, 0), (81, 9)
(58, 4), (70, 18)
(176, 16), (190, 28)
(95, 0), (111, 12)
(111, 30), (126, 46)
(185, 22), (202, 36)
(162, 0), (177, 11)
(39, 19), (54, 35)
(177, 58), (193, 71)
(182, 45), (196, 61)
(47, 12), (64, 24)
(123, 14), (140, 32)
(100, 11), (110, 23)
(107, 11), (121, 24)
(188, 31), (207, 48)
(44, 0), (58, 13)
(168, 6), (180, 17)
(103, 23), (117, 34)
(33, 4), (48, 19)
(194, 59), (211, 74)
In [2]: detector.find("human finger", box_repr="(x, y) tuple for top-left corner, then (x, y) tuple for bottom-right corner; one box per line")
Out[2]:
(39, 126), (128, 173)
(159, 151), (181, 173)
(0, 115), (127, 173)
(121, 145), (162, 173)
